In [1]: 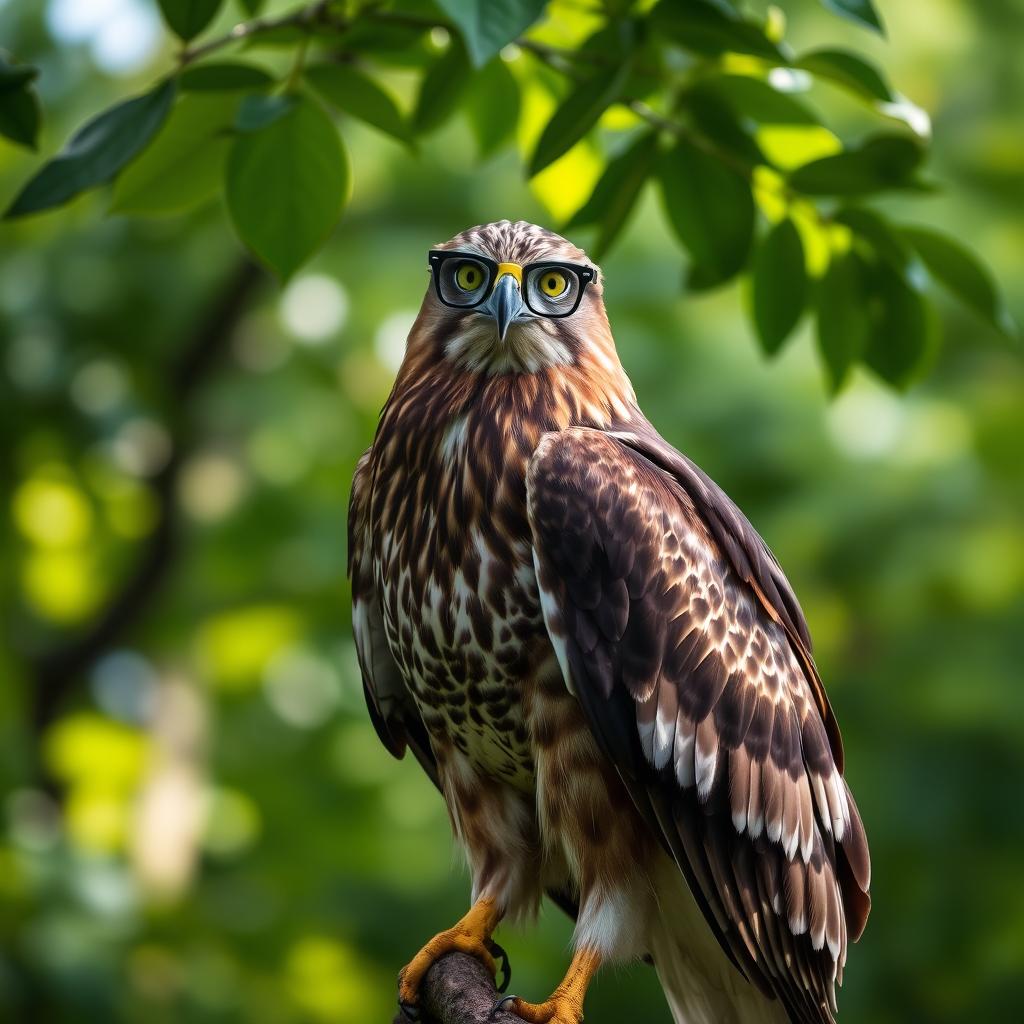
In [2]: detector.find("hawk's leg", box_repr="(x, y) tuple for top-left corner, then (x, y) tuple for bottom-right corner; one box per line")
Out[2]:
(499, 947), (601, 1024)
(397, 896), (502, 1013)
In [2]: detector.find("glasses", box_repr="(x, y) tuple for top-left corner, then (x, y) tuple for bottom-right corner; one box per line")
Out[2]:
(427, 249), (595, 318)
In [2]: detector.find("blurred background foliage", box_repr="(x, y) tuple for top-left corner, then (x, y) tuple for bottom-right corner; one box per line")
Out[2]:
(0, 0), (1022, 1022)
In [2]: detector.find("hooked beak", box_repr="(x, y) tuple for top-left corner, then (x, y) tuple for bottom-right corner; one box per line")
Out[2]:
(482, 272), (525, 342)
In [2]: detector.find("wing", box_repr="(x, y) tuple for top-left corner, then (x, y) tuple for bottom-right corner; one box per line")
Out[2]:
(526, 427), (870, 1024)
(348, 449), (438, 787)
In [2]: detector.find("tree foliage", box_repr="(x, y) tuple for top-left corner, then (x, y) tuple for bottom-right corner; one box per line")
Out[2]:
(0, 0), (1015, 391)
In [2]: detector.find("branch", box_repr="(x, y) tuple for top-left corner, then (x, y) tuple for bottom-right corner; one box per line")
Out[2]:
(28, 260), (263, 778)
(391, 953), (522, 1024)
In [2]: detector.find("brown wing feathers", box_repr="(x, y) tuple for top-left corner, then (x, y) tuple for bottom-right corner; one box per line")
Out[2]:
(527, 426), (870, 1024)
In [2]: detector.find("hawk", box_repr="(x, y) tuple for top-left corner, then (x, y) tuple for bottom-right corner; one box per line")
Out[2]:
(348, 220), (870, 1024)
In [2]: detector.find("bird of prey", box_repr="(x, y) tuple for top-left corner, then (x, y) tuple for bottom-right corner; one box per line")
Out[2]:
(348, 220), (870, 1024)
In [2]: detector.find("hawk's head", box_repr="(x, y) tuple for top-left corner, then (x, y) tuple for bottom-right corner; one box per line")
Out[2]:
(417, 220), (612, 375)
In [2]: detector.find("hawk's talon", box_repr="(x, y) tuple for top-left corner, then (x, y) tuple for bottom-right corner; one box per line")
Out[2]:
(397, 998), (421, 1022)
(487, 939), (512, 992)
(491, 993), (519, 1018)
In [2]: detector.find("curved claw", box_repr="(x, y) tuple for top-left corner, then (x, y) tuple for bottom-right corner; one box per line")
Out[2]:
(398, 997), (422, 1021)
(487, 939), (512, 993)
(490, 993), (519, 1019)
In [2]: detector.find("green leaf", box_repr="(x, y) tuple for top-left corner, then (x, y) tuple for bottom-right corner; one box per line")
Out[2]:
(820, 0), (885, 36)
(0, 83), (40, 150)
(900, 226), (1017, 338)
(788, 133), (926, 196)
(566, 132), (658, 259)
(833, 206), (912, 270)
(0, 52), (39, 90)
(4, 78), (177, 219)
(864, 268), (937, 388)
(180, 61), (274, 92)
(158, 0), (224, 42)
(412, 40), (471, 134)
(435, 0), (548, 68)
(796, 48), (894, 103)
(110, 93), (236, 215)
(658, 136), (754, 288)
(234, 93), (295, 132)
(238, 0), (265, 14)
(700, 74), (818, 125)
(751, 218), (806, 355)
(225, 94), (348, 280)
(464, 58), (520, 159)
(306, 63), (412, 146)
(529, 62), (631, 177)
(652, 0), (786, 61)
(816, 250), (868, 390)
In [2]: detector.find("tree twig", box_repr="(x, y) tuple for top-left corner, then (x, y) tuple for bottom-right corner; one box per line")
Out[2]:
(390, 953), (523, 1024)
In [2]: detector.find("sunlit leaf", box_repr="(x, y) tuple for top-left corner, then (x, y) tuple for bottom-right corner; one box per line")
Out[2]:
(701, 74), (819, 125)
(306, 63), (412, 146)
(435, 0), (548, 68)
(529, 62), (631, 176)
(111, 93), (237, 215)
(820, 0), (885, 36)
(900, 226), (1017, 338)
(566, 132), (658, 258)
(4, 78), (177, 219)
(158, 0), (224, 42)
(816, 249), (868, 390)
(658, 136), (754, 288)
(412, 40), (471, 134)
(464, 58), (520, 159)
(796, 48), (894, 102)
(180, 61), (274, 91)
(751, 218), (806, 355)
(757, 124), (842, 171)
(788, 133), (926, 196)
(226, 94), (348, 279)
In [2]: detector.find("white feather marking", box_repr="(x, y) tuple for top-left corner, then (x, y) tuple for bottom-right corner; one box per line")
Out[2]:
(674, 720), (696, 789)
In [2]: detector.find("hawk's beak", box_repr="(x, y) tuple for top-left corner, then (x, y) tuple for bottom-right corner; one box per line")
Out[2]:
(488, 273), (524, 342)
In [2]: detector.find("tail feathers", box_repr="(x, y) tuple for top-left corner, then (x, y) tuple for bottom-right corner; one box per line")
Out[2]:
(648, 871), (788, 1024)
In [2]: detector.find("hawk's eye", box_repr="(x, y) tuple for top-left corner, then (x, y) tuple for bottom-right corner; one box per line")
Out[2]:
(455, 262), (484, 291)
(539, 271), (568, 297)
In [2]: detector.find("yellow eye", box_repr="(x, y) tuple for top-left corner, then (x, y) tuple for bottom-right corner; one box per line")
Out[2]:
(539, 271), (568, 297)
(455, 262), (484, 291)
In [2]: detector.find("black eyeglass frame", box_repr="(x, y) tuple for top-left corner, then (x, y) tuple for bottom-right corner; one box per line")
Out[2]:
(427, 249), (596, 318)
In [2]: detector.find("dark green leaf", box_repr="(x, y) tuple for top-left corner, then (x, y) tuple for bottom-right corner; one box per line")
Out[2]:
(0, 83), (40, 149)
(658, 136), (754, 288)
(111, 93), (236, 215)
(900, 226), (1017, 338)
(435, 0), (548, 68)
(821, 0), (885, 36)
(864, 268), (937, 387)
(751, 218), (806, 355)
(700, 74), (819, 125)
(0, 52), (39, 89)
(796, 48), (894, 103)
(566, 132), (658, 258)
(464, 58), (520, 159)
(226, 94), (348, 280)
(816, 250), (868, 390)
(651, 0), (786, 61)
(180, 61), (275, 92)
(788, 133), (925, 196)
(306, 63), (412, 146)
(238, 0), (266, 14)
(529, 62), (631, 176)
(684, 89), (765, 168)
(234, 93), (295, 132)
(412, 41), (471, 134)
(4, 78), (177, 219)
(833, 206), (912, 269)
(158, 0), (224, 42)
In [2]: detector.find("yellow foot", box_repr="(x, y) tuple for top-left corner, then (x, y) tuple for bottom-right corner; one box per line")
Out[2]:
(499, 947), (601, 1024)
(398, 896), (501, 1014)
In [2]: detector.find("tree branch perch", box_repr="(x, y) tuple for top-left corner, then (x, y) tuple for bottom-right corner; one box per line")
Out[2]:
(391, 953), (522, 1024)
